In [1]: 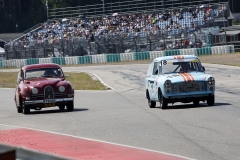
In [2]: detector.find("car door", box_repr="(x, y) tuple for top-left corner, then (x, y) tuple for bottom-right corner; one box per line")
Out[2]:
(147, 61), (159, 101)
(15, 70), (23, 106)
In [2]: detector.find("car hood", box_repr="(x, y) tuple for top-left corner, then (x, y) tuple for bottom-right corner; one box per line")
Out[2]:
(25, 78), (66, 88)
(162, 72), (210, 83)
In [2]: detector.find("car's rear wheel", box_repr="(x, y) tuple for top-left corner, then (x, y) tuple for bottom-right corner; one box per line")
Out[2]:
(66, 101), (74, 111)
(159, 90), (168, 109)
(207, 94), (215, 106)
(23, 103), (30, 114)
(59, 105), (65, 111)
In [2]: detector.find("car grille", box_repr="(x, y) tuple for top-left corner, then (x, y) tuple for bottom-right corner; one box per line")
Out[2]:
(172, 81), (207, 94)
(44, 86), (54, 99)
(32, 93), (65, 99)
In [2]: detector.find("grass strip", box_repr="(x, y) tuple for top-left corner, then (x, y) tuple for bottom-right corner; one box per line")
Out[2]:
(0, 72), (109, 90)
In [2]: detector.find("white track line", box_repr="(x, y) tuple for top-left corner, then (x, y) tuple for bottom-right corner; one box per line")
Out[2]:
(0, 123), (195, 160)
(90, 72), (115, 90)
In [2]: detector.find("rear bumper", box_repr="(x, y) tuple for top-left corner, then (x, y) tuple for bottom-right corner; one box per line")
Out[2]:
(25, 98), (74, 105)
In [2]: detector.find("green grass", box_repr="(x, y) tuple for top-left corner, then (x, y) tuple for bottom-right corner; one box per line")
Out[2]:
(0, 72), (18, 88)
(65, 72), (109, 90)
(0, 72), (110, 90)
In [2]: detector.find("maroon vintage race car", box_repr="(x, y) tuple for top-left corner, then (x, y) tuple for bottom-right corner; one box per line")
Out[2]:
(14, 63), (74, 114)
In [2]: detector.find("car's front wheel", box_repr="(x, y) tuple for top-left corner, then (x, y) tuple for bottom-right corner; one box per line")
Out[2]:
(159, 90), (168, 109)
(193, 100), (200, 106)
(59, 105), (65, 111)
(148, 98), (156, 108)
(207, 94), (215, 106)
(17, 107), (23, 113)
(17, 98), (23, 113)
(66, 101), (74, 111)
(22, 103), (30, 114)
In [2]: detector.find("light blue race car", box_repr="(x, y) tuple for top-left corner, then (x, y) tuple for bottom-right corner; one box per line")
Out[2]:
(146, 55), (215, 109)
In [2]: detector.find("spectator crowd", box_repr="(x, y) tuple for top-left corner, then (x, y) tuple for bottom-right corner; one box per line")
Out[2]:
(14, 3), (227, 50)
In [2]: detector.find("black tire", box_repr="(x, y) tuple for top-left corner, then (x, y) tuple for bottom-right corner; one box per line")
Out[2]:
(207, 94), (215, 106)
(17, 97), (23, 113)
(17, 107), (23, 113)
(148, 98), (156, 108)
(59, 105), (65, 111)
(66, 101), (74, 111)
(159, 90), (168, 109)
(23, 103), (30, 114)
(193, 100), (200, 106)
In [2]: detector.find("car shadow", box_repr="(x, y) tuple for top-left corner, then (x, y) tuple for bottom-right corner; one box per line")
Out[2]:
(29, 108), (89, 115)
(158, 102), (231, 110)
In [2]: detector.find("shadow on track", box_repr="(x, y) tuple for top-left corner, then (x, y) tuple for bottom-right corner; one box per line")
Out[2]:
(27, 108), (89, 115)
(155, 102), (231, 110)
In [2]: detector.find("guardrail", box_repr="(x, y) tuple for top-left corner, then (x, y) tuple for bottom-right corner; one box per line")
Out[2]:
(0, 45), (235, 68)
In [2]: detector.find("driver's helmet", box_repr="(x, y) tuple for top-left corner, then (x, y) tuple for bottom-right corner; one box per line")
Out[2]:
(181, 62), (190, 72)
(44, 69), (55, 76)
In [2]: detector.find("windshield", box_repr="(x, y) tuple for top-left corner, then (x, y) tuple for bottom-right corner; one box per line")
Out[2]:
(25, 67), (63, 79)
(161, 59), (204, 74)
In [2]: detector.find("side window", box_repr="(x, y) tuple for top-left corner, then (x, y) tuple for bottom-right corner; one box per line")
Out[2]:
(17, 70), (23, 82)
(147, 62), (154, 77)
(17, 71), (21, 79)
(20, 70), (24, 78)
(153, 62), (159, 75)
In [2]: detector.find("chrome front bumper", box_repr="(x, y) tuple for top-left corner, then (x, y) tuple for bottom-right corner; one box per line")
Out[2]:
(25, 98), (74, 105)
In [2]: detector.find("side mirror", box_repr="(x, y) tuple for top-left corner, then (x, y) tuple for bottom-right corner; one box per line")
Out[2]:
(65, 74), (69, 77)
(17, 77), (23, 83)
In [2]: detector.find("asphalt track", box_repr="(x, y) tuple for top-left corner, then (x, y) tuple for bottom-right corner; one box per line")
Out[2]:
(0, 63), (240, 160)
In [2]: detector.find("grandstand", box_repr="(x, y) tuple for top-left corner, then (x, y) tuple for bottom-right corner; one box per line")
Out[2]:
(4, 0), (231, 59)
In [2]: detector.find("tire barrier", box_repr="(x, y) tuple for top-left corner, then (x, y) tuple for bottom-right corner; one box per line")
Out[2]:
(92, 54), (106, 63)
(196, 47), (212, 56)
(39, 58), (52, 64)
(120, 52), (134, 62)
(180, 48), (196, 55)
(106, 54), (121, 62)
(78, 55), (92, 64)
(149, 51), (164, 59)
(65, 56), (78, 65)
(211, 45), (234, 54)
(0, 45), (235, 68)
(164, 50), (181, 56)
(51, 57), (66, 65)
(134, 52), (150, 60)
(26, 58), (39, 65)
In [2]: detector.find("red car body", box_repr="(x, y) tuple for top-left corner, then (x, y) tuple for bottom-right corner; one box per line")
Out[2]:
(14, 63), (74, 114)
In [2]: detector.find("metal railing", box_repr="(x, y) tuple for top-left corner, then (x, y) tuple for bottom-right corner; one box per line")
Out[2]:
(48, 0), (228, 19)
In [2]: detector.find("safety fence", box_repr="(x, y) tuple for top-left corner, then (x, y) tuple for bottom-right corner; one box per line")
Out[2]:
(0, 45), (234, 68)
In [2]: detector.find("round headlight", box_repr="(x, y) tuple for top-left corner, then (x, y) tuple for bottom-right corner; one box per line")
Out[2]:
(208, 77), (215, 85)
(164, 80), (172, 88)
(59, 86), (65, 92)
(32, 88), (38, 94)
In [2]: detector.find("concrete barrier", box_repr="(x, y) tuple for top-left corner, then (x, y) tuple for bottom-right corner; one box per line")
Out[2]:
(0, 45), (236, 68)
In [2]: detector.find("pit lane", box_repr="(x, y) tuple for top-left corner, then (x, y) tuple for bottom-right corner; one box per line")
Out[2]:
(0, 63), (240, 160)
